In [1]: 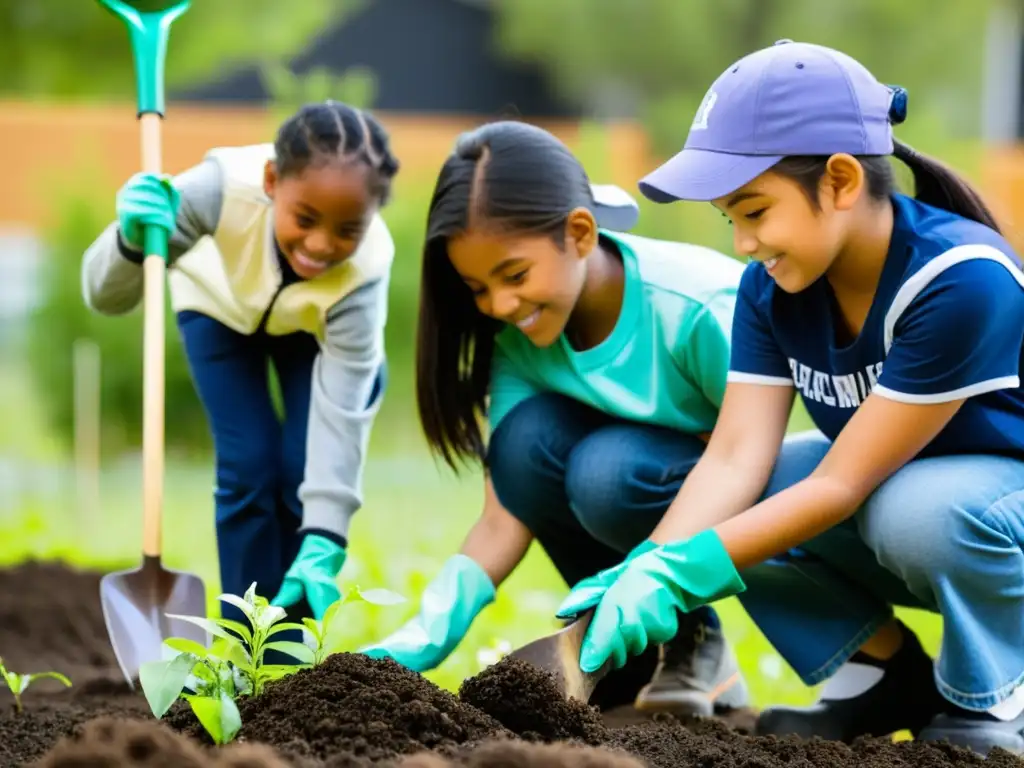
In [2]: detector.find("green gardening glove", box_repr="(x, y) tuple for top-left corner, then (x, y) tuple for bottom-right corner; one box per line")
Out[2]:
(359, 554), (495, 672)
(115, 171), (181, 254)
(555, 539), (658, 620)
(272, 534), (347, 619)
(578, 530), (746, 674)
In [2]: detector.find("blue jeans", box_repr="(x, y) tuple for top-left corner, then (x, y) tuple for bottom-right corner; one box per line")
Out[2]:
(176, 310), (383, 628)
(487, 393), (716, 625)
(741, 431), (1024, 712)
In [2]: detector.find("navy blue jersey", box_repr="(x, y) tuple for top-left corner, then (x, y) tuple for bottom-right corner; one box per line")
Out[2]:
(728, 193), (1024, 458)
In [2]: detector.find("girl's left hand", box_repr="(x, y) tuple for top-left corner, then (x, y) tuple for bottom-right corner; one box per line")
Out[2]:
(577, 530), (745, 674)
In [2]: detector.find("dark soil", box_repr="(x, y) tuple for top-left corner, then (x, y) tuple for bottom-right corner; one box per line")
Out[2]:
(1, 560), (1022, 768)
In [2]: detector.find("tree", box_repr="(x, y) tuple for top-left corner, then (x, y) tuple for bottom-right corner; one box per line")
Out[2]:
(0, 0), (364, 101)
(492, 0), (994, 153)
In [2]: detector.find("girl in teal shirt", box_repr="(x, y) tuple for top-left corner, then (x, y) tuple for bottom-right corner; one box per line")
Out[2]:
(362, 120), (748, 715)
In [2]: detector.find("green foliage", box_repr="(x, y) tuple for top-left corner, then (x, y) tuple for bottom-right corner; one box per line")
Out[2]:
(0, 0), (365, 100)
(493, 0), (994, 154)
(0, 656), (71, 713)
(302, 585), (406, 665)
(261, 60), (379, 126)
(139, 581), (404, 745)
(24, 177), (210, 457)
(139, 637), (243, 745)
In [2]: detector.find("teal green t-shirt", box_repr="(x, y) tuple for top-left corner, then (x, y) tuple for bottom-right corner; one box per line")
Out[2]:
(488, 230), (744, 436)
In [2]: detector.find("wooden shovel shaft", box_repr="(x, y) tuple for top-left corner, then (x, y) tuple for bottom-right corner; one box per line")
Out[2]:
(140, 112), (164, 559)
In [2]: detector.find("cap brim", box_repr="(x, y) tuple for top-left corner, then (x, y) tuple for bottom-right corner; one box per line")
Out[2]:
(638, 148), (782, 203)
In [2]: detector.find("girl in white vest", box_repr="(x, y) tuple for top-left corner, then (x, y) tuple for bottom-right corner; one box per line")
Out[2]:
(81, 100), (399, 640)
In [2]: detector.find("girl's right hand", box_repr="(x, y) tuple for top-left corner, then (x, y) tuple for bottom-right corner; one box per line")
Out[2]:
(115, 172), (181, 252)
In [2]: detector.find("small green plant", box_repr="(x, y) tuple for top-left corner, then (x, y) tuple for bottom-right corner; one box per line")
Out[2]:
(139, 582), (404, 745)
(140, 637), (244, 744)
(0, 656), (71, 713)
(302, 585), (406, 665)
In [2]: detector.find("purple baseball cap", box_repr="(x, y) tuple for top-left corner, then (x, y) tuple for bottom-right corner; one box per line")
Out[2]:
(638, 40), (902, 203)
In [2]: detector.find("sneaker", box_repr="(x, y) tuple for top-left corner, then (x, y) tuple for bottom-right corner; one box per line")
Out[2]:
(918, 707), (1024, 755)
(633, 608), (749, 717)
(755, 621), (945, 742)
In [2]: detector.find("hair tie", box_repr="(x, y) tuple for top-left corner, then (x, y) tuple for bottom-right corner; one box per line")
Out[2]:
(887, 85), (908, 125)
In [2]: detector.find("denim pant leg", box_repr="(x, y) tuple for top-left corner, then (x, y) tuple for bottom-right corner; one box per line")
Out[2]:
(738, 431), (1024, 711)
(176, 311), (284, 623)
(563, 421), (708, 553)
(857, 453), (1024, 711)
(487, 393), (625, 586)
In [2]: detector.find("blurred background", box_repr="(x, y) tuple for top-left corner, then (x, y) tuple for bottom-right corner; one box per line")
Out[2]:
(0, 0), (1020, 708)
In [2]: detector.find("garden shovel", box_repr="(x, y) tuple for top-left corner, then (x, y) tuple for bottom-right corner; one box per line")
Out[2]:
(507, 609), (612, 703)
(95, 0), (208, 689)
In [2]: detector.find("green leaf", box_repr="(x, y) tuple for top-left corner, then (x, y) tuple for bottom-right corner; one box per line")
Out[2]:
(213, 618), (253, 645)
(139, 653), (197, 718)
(243, 582), (259, 607)
(263, 641), (315, 665)
(165, 614), (237, 643)
(301, 617), (323, 640)
(257, 664), (301, 683)
(322, 598), (343, 628)
(2, 670), (19, 693)
(255, 604), (287, 630)
(186, 693), (241, 745)
(223, 644), (252, 670)
(26, 671), (72, 690)
(356, 587), (406, 606)
(209, 636), (250, 669)
(266, 621), (308, 638)
(218, 593), (255, 621)
(165, 637), (210, 658)
(12, 674), (30, 695)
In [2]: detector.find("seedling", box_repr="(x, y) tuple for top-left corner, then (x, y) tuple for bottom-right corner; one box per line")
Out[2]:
(138, 581), (405, 745)
(0, 656), (71, 713)
(139, 636), (243, 744)
(302, 585), (406, 665)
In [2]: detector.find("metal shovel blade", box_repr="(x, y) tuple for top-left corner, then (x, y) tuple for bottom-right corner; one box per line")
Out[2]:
(100, 555), (208, 688)
(507, 610), (612, 703)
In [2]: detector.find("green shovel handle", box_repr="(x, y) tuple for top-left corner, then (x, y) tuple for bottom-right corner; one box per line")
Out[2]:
(97, 0), (191, 117)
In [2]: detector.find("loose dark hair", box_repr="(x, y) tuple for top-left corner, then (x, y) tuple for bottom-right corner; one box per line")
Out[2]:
(273, 100), (400, 204)
(415, 120), (595, 471)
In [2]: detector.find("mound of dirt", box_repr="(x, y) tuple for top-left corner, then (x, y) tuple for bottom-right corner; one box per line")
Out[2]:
(166, 653), (513, 766)
(36, 716), (297, 768)
(458, 657), (607, 744)
(4, 561), (1024, 768)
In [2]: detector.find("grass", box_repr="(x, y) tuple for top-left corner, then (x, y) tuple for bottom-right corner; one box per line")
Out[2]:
(0, 359), (942, 711)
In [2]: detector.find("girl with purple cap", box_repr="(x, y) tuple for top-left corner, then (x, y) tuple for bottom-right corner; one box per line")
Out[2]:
(556, 41), (1024, 755)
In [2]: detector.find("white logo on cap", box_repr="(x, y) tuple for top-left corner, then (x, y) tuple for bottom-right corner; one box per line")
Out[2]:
(692, 89), (717, 131)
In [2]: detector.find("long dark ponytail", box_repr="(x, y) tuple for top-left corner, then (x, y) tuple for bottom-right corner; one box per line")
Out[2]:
(415, 121), (595, 471)
(773, 88), (1000, 232)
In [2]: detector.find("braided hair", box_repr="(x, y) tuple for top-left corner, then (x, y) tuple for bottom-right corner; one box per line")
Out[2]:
(273, 100), (400, 205)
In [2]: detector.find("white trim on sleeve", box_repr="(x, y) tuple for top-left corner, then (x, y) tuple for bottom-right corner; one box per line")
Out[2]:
(873, 376), (1020, 404)
(883, 244), (1024, 354)
(727, 371), (794, 386)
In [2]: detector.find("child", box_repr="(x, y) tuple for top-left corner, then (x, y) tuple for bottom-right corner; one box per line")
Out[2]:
(361, 120), (750, 716)
(558, 40), (1024, 756)
(81, 100), (400, 631)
